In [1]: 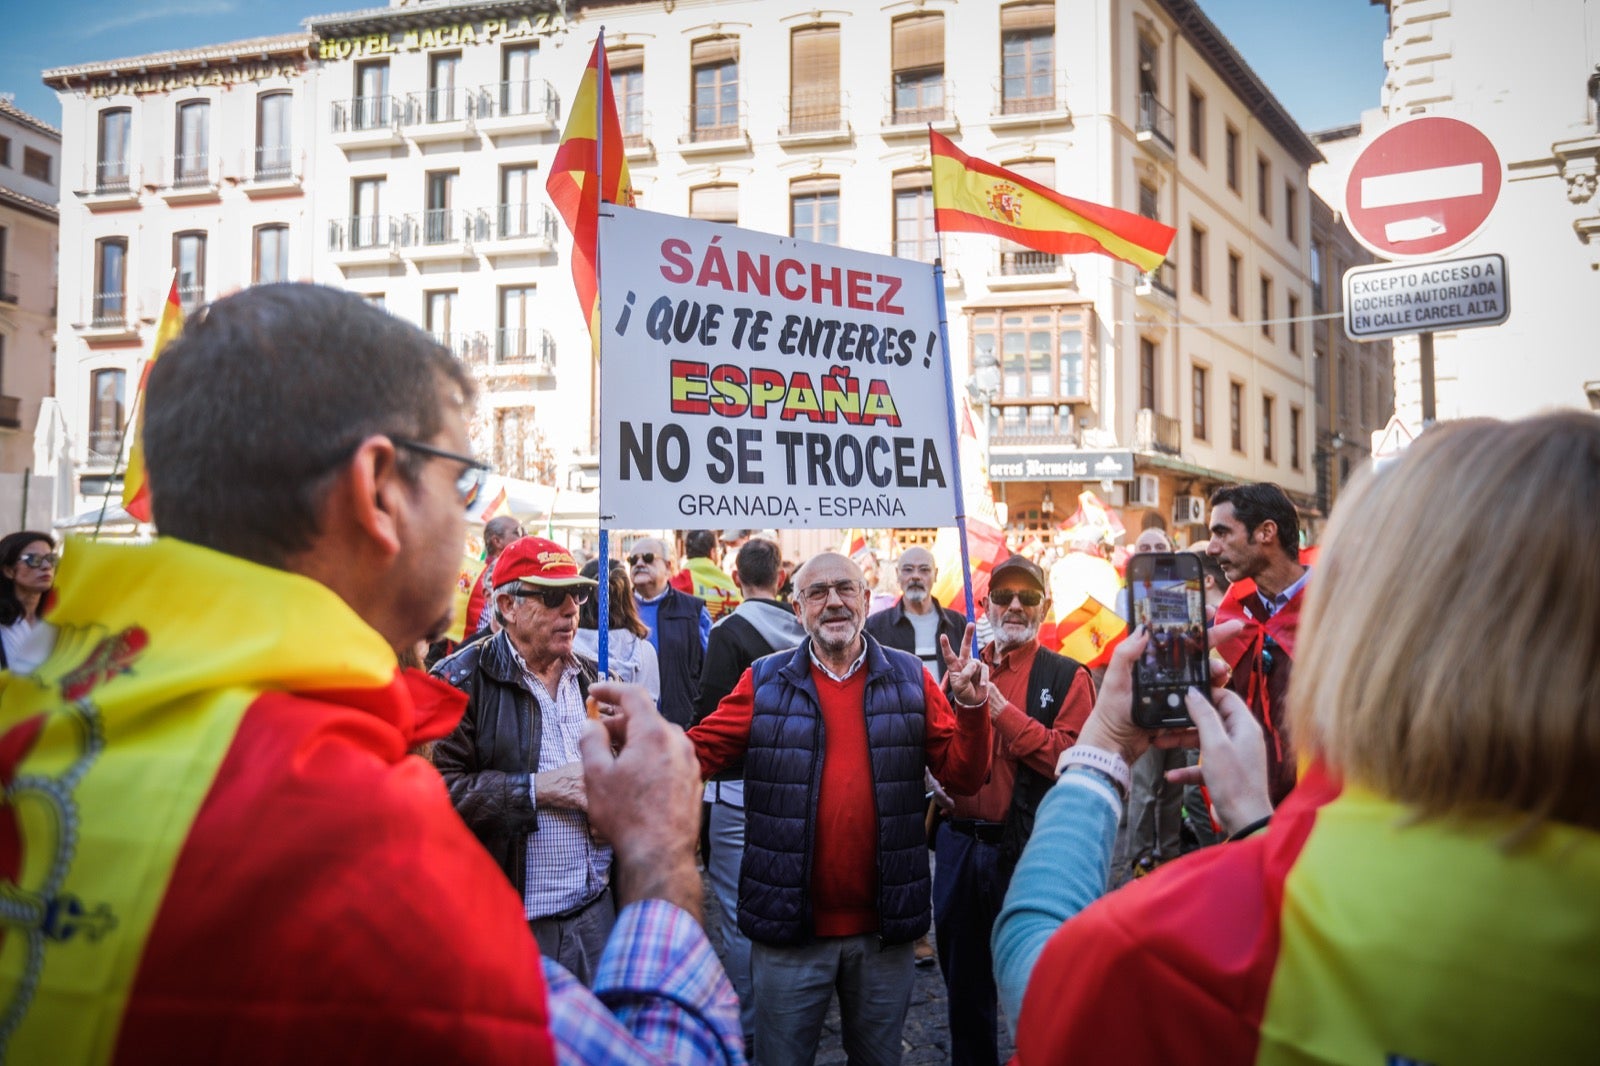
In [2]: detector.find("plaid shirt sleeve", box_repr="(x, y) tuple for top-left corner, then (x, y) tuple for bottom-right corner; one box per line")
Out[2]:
(544, 900), (746, 1065)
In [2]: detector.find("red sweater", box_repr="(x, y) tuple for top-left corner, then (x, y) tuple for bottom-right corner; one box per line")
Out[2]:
(689, 654), (991, 937)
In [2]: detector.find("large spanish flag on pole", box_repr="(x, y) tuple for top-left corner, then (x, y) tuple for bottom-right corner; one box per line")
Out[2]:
(120, 277), (185, 523)
(546, 35), (634, 353)
(929, 130), (1176, 272)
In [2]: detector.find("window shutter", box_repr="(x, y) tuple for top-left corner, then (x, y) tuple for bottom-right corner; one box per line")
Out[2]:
(892, 14), (944, 72)
(609, 45), (643, 72)
(690, 183), (739, 222)
(692, 37), (739, 66)
(892, 168), (932, 191)
(1001, 2), (1054, 32)
(791, 25), (840, 95)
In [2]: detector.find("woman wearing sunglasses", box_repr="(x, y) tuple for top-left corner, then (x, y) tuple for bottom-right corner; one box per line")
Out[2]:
(0, 530), (57, 673)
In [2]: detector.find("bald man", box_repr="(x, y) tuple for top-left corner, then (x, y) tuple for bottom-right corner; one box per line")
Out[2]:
(864, 546), (968, 683)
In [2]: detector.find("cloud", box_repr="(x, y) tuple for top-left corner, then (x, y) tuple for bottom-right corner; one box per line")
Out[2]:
(84, 0), (240, 37)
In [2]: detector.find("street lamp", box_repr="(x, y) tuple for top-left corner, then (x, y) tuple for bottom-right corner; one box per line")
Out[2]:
(1041, 486), (1055, 518)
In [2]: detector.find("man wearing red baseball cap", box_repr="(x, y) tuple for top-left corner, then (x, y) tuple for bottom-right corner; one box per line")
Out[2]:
(434, 537), (620, 983)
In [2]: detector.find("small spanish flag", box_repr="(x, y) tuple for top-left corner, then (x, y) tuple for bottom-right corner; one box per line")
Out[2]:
(929, 130), (1176, 272)
(1056, 595), (1127, 667)
(121, 277), (185, 523)
(546, 34), (634, 353)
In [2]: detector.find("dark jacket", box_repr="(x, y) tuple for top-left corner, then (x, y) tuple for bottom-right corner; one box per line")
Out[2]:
(431, 631), (596, 897)
(692, 597), (807, 782)
(864, 596), (967, 679)
(997, 647), (1090, 871)
(740, 635), (932, 947)
(644, 586), (707, 728)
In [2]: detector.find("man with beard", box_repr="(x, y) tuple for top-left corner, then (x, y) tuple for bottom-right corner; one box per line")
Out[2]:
(688, 552), (993, 1066)
(1207, 483), (1309, 804)
(865, 546), (967, 683)
(629, 535), (711, 727)
(931, 555), (1095, 1066)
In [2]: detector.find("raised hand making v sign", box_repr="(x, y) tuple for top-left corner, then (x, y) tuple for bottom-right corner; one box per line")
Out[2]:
(939, 622), (990, 708)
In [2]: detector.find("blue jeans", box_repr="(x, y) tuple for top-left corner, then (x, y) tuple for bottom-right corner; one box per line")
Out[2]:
(705, 780), (755, 1047)
(933, 823), (1008, 1066)
(750, 934), (915, 1066)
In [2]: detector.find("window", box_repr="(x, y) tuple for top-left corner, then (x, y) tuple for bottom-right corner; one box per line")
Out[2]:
(790, 177), (840, 245)
(1338, 354), (1352, 430)
(254, 224), (289, 283)
(0, 135), (9, 167)
(1257, 154), (1271, 220)
(363, 293), (386, 310)
(354, 61), (391, 130)
(174, 232), (206, 309)
(256, 91), (292, 179)
(174, 100), (209, 185)
(691, 37), (740, 141)
(427, 53), (462, 122)
(498, 285), (538, 363)
(1227, 251), (1241, 318)
(892, 171), (936, 262)
(1262, 395), (1275, 463)
(1138, 34), (1158, 97)
(90, 369), (126, 459)
(0, 228), (8, 302)
(1225, 123), (1239, 192)
(1000, 3), (1055, 114)
(1138, 181), (1158, 221)
(97, 108), (132, 191)
(1192, 364), (1208, 441)
(351, 177), (385, 248)
(1285, 183), (1298, 245)
(689, 183), (739, 224)
(425, 170), (457, 244)
(1229, 380), (1244, 452)
(972, 307), (1088, 439)
(495, 408), (529, 477)
(22, 147), (50, 183)
(999, 160), (1059, 274)
(1359, 362), (1370, 429)
(609, 47), (645, 146)
(425, 289), (457, 347)
(1187, 86), (1205, 160)
(93, 238), (127, 325)
(1189, 223), (1206, 296)
(1287, 293), (1300, 352)
(789, 25), (842, 133)
(1315, 349), (1327, 406)
(892, 13), (946, 124)
(501, 43), (540, 115)
(500, 164), (539, 238)
(1260, 273), (1273, 338)
(1310, 240), (1326, 313)
(1290, 406), (1303, 470)
(1139, 337), (1157, 411)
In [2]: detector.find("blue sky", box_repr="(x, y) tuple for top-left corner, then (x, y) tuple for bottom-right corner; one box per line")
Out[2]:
(2, 1), (1388, 138)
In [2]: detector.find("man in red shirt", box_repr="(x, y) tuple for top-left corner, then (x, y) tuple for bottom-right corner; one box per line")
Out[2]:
(928, 554), (1095, 1066)
(688, 551), (993, 1066)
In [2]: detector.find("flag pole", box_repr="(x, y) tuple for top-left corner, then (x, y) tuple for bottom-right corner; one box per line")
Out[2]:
(593, 28), (612, 681)
(93, 269), (177, 541)
(928, 128), (979, 656)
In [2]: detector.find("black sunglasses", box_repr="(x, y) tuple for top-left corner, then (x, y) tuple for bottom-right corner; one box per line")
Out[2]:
(988, 588), (1043, 608)
(515, 586), (592, 609)
(628, 552), (659, 566)
(18, 552), (58, 570)
(392, 437), (491, 507)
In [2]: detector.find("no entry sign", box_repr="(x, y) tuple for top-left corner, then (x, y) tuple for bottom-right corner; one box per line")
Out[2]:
(1344, 117), (1503, 260)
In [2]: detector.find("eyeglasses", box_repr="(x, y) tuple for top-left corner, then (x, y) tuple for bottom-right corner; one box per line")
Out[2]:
(18, 552), (58, 570)
(392, 437), (491, 507)
(628, 552), (659, 566)
(800, 580), (862, 605)
(988, 588), (1043, 608)
(514, 586), (592, 609)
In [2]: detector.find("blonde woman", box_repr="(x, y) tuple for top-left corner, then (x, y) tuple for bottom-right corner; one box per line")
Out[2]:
(994, 411), (1599, 1064)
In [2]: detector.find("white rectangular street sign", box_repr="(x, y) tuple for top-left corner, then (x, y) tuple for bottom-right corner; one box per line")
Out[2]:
(1343, 253), (1509, 341)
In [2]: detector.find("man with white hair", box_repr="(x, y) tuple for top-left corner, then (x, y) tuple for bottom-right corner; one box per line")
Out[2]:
(864, 546), (966, 683)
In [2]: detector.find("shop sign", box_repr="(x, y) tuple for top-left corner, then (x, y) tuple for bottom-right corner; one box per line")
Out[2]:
(319, 13), (566, 60)
(987, 449), (1134, 482)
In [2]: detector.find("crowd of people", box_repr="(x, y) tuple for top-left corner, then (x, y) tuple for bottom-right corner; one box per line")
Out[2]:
(0, 283), (1594, 1065)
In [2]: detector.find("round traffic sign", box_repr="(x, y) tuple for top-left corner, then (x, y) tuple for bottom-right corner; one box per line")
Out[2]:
(1343, 116), (1503, 260)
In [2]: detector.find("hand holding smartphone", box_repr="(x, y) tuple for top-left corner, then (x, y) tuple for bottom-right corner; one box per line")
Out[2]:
(1124, 552), (1209, 729)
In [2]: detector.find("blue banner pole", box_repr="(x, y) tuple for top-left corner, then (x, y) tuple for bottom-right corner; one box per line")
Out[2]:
(594, 28), (611, 679)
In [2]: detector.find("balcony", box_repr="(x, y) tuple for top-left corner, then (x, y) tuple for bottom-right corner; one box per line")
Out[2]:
(891, 239), (963, 290)
(402, 209), (485, 261)
(484, 202), (558, 257)
(177, 284), (204, 312)
(492, 328), (557, 376)
(989, 71), (1073, 130)
(1135, 407), (1182, 455)
(0, 271), (17, 304)
(622, 113), (655, 161)
(680, 102), (750, 156)
(1136, 92), (1175, 158)
(405, 88), (474, 143)
(76, 161), (141, 210)
(778, 90), (851, 146)
(328, 215), (401, 266)
(883, 77), (958, 136)
(0, 396), (21, 430)
(243, 145), (303, 198)
(988, 248), (1077, 291)
(430, 330), (490, 364)
(1135, 259), (1177, 303)
(330, 95), (404, 147)
(79, 293), (140, 342)
(475, 80), (559, 136)
(86, 429), (123, 468)
(159, 154), (222, 204)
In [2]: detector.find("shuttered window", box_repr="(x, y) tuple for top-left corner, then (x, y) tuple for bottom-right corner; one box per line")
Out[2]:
(789, 25), (841, 132)
(891, 14), (945, 124)
(998, 160), (1059, 275)
(1001, 3), (1055, 113)
(690, 183), (738, 224)
(691, 37), (740, 140)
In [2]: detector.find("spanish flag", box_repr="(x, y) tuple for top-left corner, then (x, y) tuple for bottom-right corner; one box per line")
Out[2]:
(120, 277), (185, 523)
(929, 130), (1176, 272)
(1055, 595), (1127, 667)
(546, 35), (634, 353)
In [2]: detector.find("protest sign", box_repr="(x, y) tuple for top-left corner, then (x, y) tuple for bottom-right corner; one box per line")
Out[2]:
(597, 205), (956, 528)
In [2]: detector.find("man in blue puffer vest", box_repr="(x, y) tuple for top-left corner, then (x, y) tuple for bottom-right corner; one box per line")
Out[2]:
(689, 551), (993, 1066)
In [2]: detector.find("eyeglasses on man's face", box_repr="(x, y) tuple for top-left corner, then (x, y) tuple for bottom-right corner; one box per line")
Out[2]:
(514, 585), (592, 610)
(800, 580), (863, 605)
(392, 437), (491, 507)
(988, 588), (1043, 608)
(628, 552), (660, 567)
(18, 552), (58, 570)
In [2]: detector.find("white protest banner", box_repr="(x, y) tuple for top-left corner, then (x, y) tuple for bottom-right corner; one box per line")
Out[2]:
(597, 205), (955, 528)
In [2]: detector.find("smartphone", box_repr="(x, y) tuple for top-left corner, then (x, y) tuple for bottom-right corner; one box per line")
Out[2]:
(1125, 552), (1209, 729)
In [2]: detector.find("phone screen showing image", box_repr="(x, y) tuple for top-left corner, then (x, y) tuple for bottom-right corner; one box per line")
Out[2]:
(1126, 553), (1208, 728)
